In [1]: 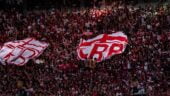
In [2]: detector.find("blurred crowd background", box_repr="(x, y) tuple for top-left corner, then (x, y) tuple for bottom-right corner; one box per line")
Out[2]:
(0, 0), (169, 10)
(0, 0), (170, 96)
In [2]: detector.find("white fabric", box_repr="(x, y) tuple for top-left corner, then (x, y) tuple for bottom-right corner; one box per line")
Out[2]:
(77, 32), (128, 62)
(0, 38), (48, 66)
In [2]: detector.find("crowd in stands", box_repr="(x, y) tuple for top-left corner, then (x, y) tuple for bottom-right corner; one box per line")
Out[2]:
(0, 1), (170, 96)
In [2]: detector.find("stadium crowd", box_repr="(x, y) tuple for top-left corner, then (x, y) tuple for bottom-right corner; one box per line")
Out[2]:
(0, 1), (170, 96)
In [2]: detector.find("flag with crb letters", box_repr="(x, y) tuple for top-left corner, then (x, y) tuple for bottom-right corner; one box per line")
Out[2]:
(77, 32), (128, 62)
(0, 38), (48, 66)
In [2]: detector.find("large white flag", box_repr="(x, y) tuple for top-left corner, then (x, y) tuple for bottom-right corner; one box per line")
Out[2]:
(77, 32), (128, 62)
(0, 38), (48, 66)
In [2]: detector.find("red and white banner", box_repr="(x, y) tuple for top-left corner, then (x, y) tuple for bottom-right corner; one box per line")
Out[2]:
(0, 38), (48, 66)
(77, 32), (128, 62)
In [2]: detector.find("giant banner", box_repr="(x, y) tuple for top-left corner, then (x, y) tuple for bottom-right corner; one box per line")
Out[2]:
(0, 38), (48, 66)
(77, 32), (128, 62)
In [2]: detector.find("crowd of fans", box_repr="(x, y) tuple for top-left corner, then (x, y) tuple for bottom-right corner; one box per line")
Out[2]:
(0, 1), (170, 96)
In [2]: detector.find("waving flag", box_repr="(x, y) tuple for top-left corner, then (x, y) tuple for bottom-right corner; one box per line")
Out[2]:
(77, 32), (128, 62)
(0, 38), (48, 66)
